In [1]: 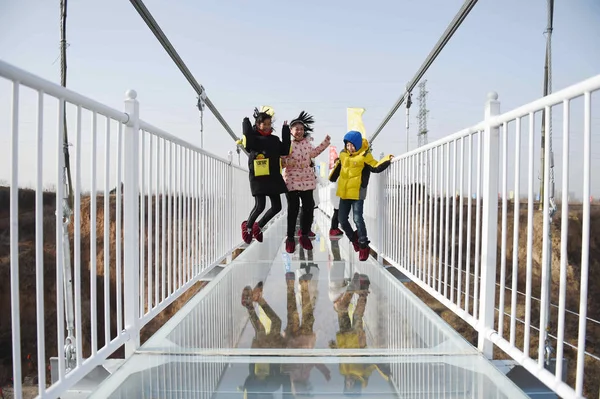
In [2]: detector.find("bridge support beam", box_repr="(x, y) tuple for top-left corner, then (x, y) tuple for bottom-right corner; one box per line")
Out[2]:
(478, 92), (501, 358)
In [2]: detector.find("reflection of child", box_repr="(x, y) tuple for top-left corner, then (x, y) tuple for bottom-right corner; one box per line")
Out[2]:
(240, 283), (291, 397)
(329, 274), (391, 395)
(282, 271), (331, 396)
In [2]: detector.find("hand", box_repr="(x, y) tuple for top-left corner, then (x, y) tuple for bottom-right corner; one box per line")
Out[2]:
(283, 120), (288, 125)
(389, 155), (394, 160)
(325, 134), (331, 141)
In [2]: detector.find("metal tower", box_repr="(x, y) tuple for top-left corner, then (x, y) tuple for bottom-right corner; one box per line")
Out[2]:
(417, 80), (429, 147)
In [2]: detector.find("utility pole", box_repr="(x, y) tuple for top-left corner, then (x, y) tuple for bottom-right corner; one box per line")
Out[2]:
(539, 0), (554, 210)
(539, 0), (556, 369)
(417, 80), (429, 148)
(405, 88), (412, 153)
(59, 0), (77, 373)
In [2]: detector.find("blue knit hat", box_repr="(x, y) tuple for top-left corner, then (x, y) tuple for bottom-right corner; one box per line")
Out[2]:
(343, 130), (363, 151)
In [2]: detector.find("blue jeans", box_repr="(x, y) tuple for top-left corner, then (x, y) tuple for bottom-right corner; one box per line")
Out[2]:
(338, 199), (367, 243)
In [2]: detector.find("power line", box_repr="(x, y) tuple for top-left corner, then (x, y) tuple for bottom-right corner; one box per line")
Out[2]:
(128, 0), (245, 153)
(369, 0), (479, 144)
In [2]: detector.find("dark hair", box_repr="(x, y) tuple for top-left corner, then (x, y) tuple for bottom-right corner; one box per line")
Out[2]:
(253, 107), (275, 131)
(290, 111), (314, 137)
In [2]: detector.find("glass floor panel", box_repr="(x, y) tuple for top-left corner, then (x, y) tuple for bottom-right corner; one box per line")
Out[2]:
(91, 354), (528, 398)
(92, 213), (528, 397)
(140, 213), (474, 355)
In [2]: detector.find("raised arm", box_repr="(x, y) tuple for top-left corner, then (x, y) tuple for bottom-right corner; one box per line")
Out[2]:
(241, 117), (259, 151)
(309, 135), (331, 158)
(279, 122), (292, 156)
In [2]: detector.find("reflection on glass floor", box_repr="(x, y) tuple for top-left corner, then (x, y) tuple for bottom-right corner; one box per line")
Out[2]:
(92, 212), (528, 398)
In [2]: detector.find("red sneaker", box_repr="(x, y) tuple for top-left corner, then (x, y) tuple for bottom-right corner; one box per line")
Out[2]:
(359, 247), (370, 261)
(241, 221), (252, 244)
(252, 222), (263, 242)
(285, 238), (295, 253)
(358, 242), (370, 261)
(299, 235), (313, 250)
(329, 228), (343, 237)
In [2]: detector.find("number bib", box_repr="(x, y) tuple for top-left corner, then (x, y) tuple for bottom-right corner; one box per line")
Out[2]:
(253, 157), (270, 176)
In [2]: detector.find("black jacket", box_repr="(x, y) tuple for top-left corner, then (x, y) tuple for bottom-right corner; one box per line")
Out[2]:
(243, 118), (291, 196)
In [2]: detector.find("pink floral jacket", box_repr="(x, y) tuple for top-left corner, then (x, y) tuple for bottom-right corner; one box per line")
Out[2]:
(282, 136), (330, 191)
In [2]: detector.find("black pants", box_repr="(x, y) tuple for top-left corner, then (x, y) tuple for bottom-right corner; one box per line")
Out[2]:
(286, 190), (314, 239)
(247, 194), (282, 229)
(330, 208), (339, 230)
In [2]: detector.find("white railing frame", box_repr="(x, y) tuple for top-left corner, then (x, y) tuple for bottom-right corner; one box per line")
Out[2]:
(2, 60), (252, 399)
(319, 73), (600, 399)
(123, 89), (141, 357)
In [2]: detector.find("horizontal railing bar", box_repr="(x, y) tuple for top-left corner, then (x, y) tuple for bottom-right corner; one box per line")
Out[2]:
(0, 60), (128, 123)
(139, 121), (247, 171)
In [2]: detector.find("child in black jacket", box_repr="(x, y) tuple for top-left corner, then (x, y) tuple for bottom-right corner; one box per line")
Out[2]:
(241, 108), (291, 244)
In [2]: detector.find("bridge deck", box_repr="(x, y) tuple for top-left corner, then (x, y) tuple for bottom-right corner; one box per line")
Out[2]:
(91, 212), (527, 398)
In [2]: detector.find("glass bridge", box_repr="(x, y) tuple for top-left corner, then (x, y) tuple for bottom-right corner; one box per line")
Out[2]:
(90, 212), (528, 398)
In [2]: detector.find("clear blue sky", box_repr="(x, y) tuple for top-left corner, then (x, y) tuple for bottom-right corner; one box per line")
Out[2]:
(1, 0), (599, 197)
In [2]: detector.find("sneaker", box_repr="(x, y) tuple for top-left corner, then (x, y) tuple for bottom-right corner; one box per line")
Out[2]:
(251, 281), (263, 301)
(329, 228), (343, 237)
(285, 238), (296, 253)
(241, 286), (253, 308)
(299, 235), (313, 250)
(252, 223), (263, 242)
(350, 231), (360, 252)
(358, 242), (370, 261)
(241, 221), (252, 244)
(298, 229), (316, 238)
(358, 274), (370, 290)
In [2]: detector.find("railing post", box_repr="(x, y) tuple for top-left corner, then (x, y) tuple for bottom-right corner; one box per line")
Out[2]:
(376, 172), (386, 262)
(123, 89), (141, 357)
(478, 91), (501, 358)
(227, 150), (234, 252)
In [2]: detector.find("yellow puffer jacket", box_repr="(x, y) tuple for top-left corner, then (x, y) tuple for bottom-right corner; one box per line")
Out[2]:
(329, 138), (392, 200)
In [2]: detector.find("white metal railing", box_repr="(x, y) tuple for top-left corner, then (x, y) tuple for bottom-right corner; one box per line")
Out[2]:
(319, 74), (600, 398)
(1, 59), (252, 398)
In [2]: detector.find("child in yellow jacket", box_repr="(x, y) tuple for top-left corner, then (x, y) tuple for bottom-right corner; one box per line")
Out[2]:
(329, 131), (393, 261)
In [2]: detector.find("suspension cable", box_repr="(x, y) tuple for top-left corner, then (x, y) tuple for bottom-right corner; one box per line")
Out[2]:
(369, 0), (479, 144)
(128, 0), (246, 154)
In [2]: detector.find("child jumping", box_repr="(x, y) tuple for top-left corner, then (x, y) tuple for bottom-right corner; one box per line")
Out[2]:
(329, 131), (393, 261)
(241, 108), (291, 244)
(282, 111), (330, 253)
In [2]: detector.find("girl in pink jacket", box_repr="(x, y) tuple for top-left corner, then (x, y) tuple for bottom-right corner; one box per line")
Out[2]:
(282, 111), (330, 253)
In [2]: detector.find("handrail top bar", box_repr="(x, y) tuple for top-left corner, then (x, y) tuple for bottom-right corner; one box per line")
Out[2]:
(392, 73), (600, 162)
(0, 59), (128, 123)
(139, 120), (246, 170)
(0, 59), (247, 171)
